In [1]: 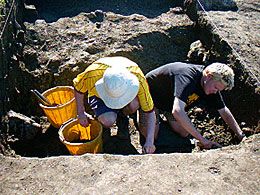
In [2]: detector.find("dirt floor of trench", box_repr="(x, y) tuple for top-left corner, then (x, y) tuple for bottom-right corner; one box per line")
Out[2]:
(1, 0), (259, 157)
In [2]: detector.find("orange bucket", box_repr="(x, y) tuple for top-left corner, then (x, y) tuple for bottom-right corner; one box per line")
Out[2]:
(58, 119), (103, 155)
(39, 86), (76, 128)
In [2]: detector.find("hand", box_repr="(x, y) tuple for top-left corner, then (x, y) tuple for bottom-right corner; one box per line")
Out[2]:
(142, 142), (156, 154)
(199, 139), (222, 150)
(77, 113), (89, 127)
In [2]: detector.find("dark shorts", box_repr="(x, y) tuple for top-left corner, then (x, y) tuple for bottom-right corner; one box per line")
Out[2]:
(87, 95), (119, 117)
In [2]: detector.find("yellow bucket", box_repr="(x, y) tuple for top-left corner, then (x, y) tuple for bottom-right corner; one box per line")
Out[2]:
(39, 86), (76, 128)
(58, 119), (103, 155)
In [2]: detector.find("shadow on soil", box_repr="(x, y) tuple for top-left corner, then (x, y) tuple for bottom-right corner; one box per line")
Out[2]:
(10, 117), (193, 157)
(26, 0), (185, 22)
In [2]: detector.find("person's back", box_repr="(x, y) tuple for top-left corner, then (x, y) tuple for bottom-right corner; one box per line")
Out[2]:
(143, 62), (245, 149)
(146, 62), (205, 112)
(73, 56), (157, 153)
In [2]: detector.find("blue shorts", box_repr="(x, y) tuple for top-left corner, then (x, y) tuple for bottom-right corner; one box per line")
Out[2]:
(87, 95), (119, 117)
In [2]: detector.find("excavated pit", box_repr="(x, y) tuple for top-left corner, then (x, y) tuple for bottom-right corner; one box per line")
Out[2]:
(1, 0), (259, 157)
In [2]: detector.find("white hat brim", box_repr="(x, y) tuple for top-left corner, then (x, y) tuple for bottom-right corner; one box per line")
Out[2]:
(95, 73), (139, 109)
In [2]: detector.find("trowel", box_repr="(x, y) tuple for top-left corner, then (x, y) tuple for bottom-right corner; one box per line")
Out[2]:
(31, 89), (54, 106)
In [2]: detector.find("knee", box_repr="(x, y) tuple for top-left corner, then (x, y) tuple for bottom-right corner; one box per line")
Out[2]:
(169, 120), (189, 138)
(179, 131), (189, 138)
(98, 113), (117, 128)
(123, 97), (140, 115)
(174, 124), (189, 138)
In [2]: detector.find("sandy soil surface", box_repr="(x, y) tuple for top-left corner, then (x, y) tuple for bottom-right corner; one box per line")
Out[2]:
(0, 134), (259, 194)
(0, 0), (259, 194)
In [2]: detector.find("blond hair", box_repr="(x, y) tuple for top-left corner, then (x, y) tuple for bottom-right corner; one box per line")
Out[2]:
(203, 63), (234, 90)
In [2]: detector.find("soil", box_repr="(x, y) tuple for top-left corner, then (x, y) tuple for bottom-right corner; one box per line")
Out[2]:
(0, 0), (259, 194)
(0, 134), (259, 194)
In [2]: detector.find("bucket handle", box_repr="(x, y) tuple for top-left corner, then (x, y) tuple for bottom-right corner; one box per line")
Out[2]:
(60, 118), (77, 128)
(58, 118), (77, 143)
(58, 117), (94, 141)
(60, 114), (95, 128)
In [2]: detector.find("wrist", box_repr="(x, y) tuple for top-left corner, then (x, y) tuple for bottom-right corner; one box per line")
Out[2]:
(145, 134), (155, 144)
(199, 137), (209, 145)
(77, 113), (86, 118)
(237, 133), (245, 140)
(145, 138), (154, 145)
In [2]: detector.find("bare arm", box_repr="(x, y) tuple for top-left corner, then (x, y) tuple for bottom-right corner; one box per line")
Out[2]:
(142, 111), (156, 154)
(218, 106), (245, 141)
(74, 89), (89, 127)
(172, 97), (221, 149)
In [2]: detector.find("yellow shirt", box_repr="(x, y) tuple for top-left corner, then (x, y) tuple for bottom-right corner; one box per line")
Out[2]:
(73, 56), (154, 112)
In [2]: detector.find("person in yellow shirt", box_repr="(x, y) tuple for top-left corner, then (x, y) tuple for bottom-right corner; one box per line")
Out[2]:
(73, 56), (156, 154)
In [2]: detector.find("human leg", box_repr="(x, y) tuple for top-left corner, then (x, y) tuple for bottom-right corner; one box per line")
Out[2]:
(114, 96), (140, 140)
(163, 111), (190, 137)
(97, 112), (117, 128)
(88, 95), (130, 139)
(122, 96), (140, 116)
(88, 95), (118, 128)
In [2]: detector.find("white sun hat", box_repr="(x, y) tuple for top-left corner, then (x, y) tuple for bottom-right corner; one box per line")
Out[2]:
(95, 66), (139, 109)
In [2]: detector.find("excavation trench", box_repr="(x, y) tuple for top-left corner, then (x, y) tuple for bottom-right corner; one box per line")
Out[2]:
(1, 0), (259, 157)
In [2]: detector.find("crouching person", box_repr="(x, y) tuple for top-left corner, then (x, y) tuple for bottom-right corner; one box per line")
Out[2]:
(141, 62), (245, 149)
(73, 56), (156, 154)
